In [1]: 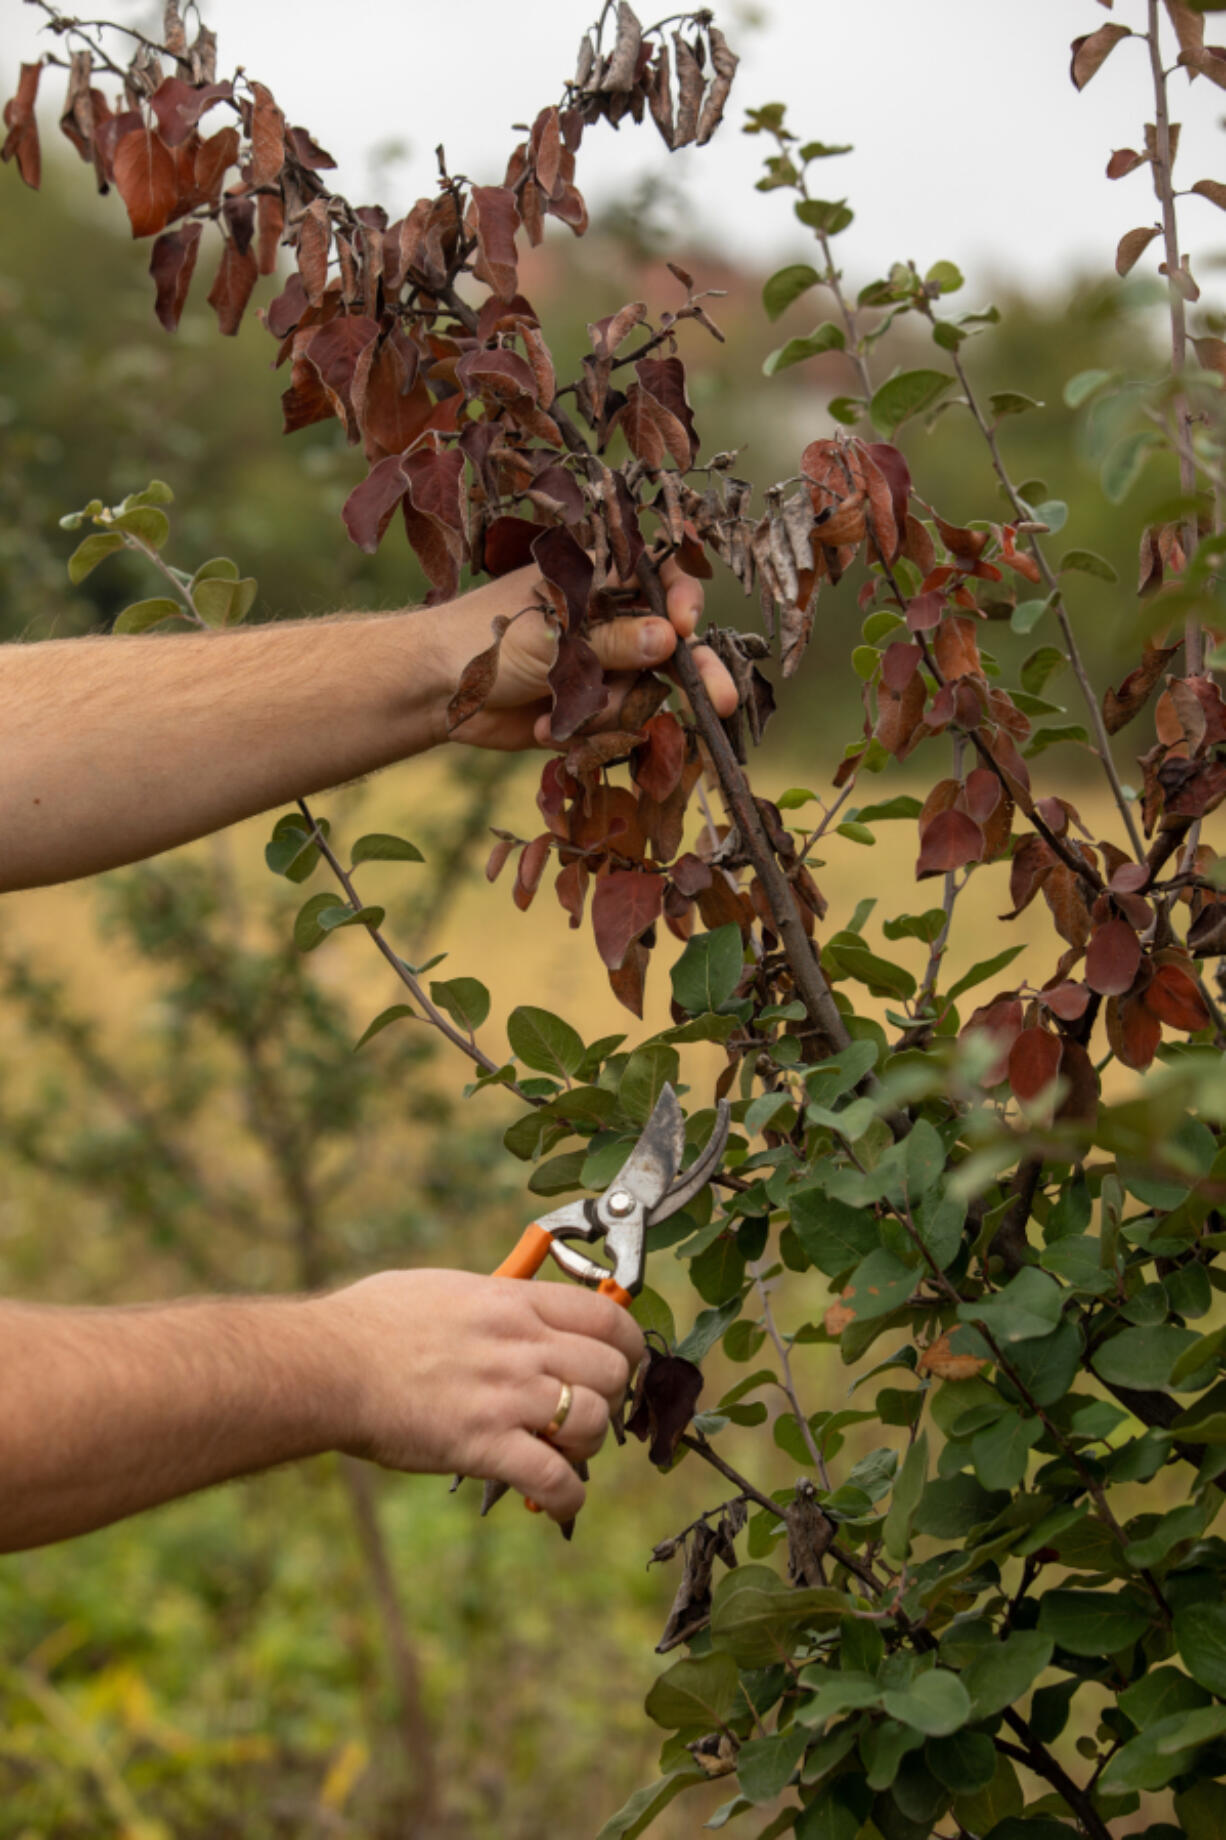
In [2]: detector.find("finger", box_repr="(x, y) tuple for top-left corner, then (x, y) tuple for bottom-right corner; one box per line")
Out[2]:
(531, 1380), (609, 1461)
(502, 1429), (586, 1522)
(687, 643), (739, 718)
(587, 615), (678, 676)
(540, 1330), (633, 1408)
(526, 1283), (646, 1369)
(659, 556), (704, 637)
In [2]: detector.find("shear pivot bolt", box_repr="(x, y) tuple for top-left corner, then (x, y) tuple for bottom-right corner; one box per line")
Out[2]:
(606, 1189), (635, 1218)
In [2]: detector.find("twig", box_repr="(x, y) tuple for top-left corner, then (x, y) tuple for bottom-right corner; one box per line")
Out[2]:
(297, 798), (537, 1104)
(751, 1260), (831, 1487)
(1146, 0), (1204, 676)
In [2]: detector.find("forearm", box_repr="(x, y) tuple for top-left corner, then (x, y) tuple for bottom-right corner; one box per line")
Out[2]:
(0, 572), (526, 891)
(0, 1294), (351, 1551)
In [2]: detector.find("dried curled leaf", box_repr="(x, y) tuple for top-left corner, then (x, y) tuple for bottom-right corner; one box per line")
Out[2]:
(447, 615), (509, 732)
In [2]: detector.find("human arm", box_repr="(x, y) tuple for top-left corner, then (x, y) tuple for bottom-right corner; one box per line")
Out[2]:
(0, 1271), (643, 1551)
(0, 559), (735, 892)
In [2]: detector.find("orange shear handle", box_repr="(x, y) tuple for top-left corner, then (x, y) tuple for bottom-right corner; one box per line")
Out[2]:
(491, 1225), (633, 1517)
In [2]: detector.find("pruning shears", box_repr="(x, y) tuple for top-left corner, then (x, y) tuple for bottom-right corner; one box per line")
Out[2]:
(492, 1083), (731, 1304)
(475, 1083), (731, 1521)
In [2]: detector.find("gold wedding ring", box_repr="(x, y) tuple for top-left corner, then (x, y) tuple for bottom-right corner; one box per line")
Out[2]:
(544, 1381), (574, 1440)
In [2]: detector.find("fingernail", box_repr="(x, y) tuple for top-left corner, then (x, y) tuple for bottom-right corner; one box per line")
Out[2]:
(639, 621), (670, 664)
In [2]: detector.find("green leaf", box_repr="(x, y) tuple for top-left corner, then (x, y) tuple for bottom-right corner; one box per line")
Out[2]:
(903, 1120), (945, 1198)
(912, 1474), (1008, 1540)
(629, 1286), (675, 1346)
(762, 263), (821, 321)
(113, 505), (170, 548)
(265, 814), (326, 882)
(1175, 1601), (1226, 1695)
(1102, 428), (1162, 504)
(676, 1295), (743, 1364)
(945, 945), (1027, 1004)
(670, 925), (743, 1015)
(869, 369), (956, 436)
(1177, 1784), (1226, 1840)
(882, 1430), (928, 1563)
(763, 322), (845, 375)
(925, 260), (964, 295)
(112, 596), (184, 633)
(711, 1566), (844, 1668)
(794, 197), (853, 235)
(1091, 1324), (1201, 1390)
(1064, 368), (1114, 408)
(507, 1006), (585, 1079)
(318, 903), (383, 935)
(67, 531), (125, 583)
(824, 938), (916, 1001)
(736, 1726), (808, 1803)
(1038, 1589), (1150, 1656)
(620, 1043), (681, 1125)
(990, 390), (1043, 418)
(961, 1630), (1053, 1722)
(776, 787), (816, 811)
(1020, 645), (1067, 696)
(828, 394), (865, 426)
(1100, 1706), (1226, 1793)
(861, 1718), (923, 1791)
(123, 479), (174, 507)
(797, 1668), (882, 1727)
(970, 1410), (1042, 1490)
(1123, 1500), (1208, 1569)
(430, 977), (490, 1033)
(351, 833), (425, 866)
(353, 1003), (415, 1049)
(1010, 597), (1051, 636)
(293, 892), (350, 952)
(844, 1249), (917, 1322)
(1060, 547), (1119, 583)
(795, 1776), (873, 1840)
(956, 1266), (1064, 1344)
(192, 555), (239, 583)
(595, 1768), (704, 1840)
(194, 574), (258, 626)
(925, 1730), (996, 1795)
(835, 821), (875, 846)
(789, 1190), (879, 1276)
(880, 1670), (971, 1738)
(854, 795), (922, 822)
(883, 909), (947, 944)
(645, 1651), (741, 1731)
(1119, 1665), (1211, 1732)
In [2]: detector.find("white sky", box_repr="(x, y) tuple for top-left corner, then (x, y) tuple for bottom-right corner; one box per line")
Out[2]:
(4, 0), (1226, 298)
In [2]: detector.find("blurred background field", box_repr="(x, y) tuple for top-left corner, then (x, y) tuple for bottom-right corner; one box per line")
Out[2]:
(0, 47), (1217, 1837)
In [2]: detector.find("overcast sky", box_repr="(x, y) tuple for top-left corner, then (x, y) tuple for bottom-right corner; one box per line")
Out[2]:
(4, 0), (1226, 299)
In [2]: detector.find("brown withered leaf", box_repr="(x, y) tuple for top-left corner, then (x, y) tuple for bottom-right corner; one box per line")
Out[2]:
(549, 629), (608, 740)
(1103, 637), (1180, 733)
(353, 336), (431, 462)
(1107, 147), (1147, 179)
(1085, 917), (1142, 995)
(918, 1332), (986, 1381)
(513, 832), (552, 912)
(1146, 959), (1210, 1031)
(605, 2), (644, 91)
(1005, 834), (1056, 919)
(222, 194), (255, 257)
(916, 809), (984, 879)
(486, 836), (516, 883)
(206, 236), (258, 336)
(785, 1481), (834, 1587)
(447, 615), (510, 732)
(2, 63), (42, 190)
(148, 220), (202, 332)
(555, 858), (589, 929)
(1117, 224), (1161, 276)
(148, 75), (232, 147)
(626, 1347), (704, 1468)
(1042, 863), (1092, 950)
(248, 79), (285, 188)
(1009, 1026), (1062, 1103)
(647, 44), (675, 147)
(256, 191), (283, 276)
(1166, 0), (1205, 63)
(697, 25), (738, 146)
(113, 125), (179, 237)
(671, 31), (704, 147)
(1189, 900), (1226, 956)
(933, 616), (983, 681)
(1107, 991), (1162, 1070)
(1056, 1038), (1099, 1126)
(632, 712), (686, 802)
(963, 995), (1023, 1088)
(1071, 22), (1132, 88)
(656, 1521), (718, 1653)
(591, 867), (664, 969)
(470, 184), (521, 301)
(342, 453), (408, 553)
(193, 123), (238, 208)
(609, 938), (650, 1016)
